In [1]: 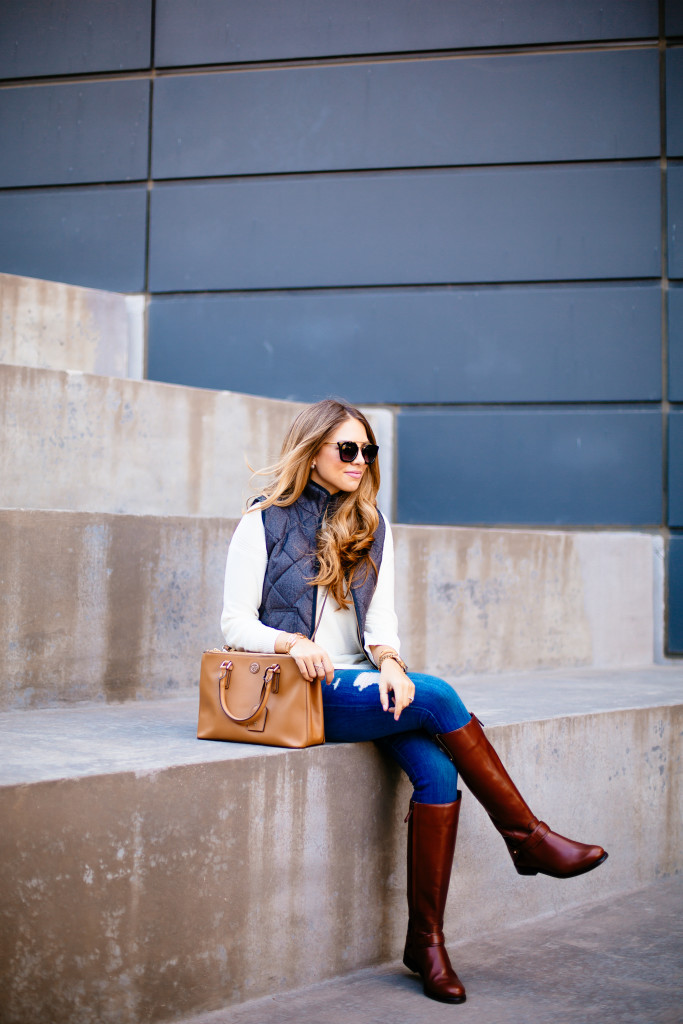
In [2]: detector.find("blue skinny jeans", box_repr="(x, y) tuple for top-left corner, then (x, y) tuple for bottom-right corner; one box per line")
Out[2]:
(321, 668), (471, 804)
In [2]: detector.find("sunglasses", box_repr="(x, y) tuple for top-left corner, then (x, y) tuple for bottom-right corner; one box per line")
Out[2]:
(324, 441), (379, 464)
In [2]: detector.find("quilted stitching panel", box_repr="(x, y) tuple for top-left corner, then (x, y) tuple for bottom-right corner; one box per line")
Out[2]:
(260, 481), (385, 640)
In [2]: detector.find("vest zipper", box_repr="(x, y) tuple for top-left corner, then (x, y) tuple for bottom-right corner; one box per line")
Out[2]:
(351, 588), (372, 663)
(310, 495), (333, 638)
(310, 584), (318, 639)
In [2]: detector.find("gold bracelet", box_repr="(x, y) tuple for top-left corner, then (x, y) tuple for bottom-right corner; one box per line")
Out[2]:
(283, 632), (307, 655)
(377, 650), (408, 673)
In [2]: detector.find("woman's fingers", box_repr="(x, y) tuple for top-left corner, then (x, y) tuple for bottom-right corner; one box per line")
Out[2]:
(309, 654), (334, 683)
(290, 639), (334, 683)
(296, 656), (319, 681)
(294, 656), (314, 681)
(379, 665), (415, 720)
(321, 655), (335, 685)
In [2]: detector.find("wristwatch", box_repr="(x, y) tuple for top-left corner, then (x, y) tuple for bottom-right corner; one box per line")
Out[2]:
(377, 650), (408, 673)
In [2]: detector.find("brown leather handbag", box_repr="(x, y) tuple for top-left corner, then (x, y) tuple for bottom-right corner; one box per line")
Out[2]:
(197, 648), (325, 748)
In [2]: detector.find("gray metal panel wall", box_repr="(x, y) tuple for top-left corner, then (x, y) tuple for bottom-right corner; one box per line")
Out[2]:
(148, 284), (662, 404)
(669, 535), (683, 653)
(152, 50), (659, 178)
(0, 0), (152, 79)
(0, 81), (150, 188)
(667, 48), (683, 156)
(0, 187), (147, 292)
(670, 412), (683, 527)
(148, 165), (660, 291)
(154, 0), (658, 66)
(671, 287), (683, 401)
(670, 163), (683, 279)
(397, 408), (662, 526)
(666, 0), (683, 37)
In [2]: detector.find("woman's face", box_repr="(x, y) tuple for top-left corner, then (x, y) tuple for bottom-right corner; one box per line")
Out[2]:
(310, 415), (371, 494)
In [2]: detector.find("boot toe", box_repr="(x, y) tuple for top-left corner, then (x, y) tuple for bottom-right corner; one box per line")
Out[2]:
(404, 939), (466, 1003)
(420, 964), (467, 1004)
(515, 827), (609, 879)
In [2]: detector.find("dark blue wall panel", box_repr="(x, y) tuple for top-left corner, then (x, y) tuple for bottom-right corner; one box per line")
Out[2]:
(668, 535), (683, 653)
(669, 411), (683, 527)
(155, 0), (657, 67)
(669, 163), (683, 279)
(666, 0), (683, 37)
(0, 187), (147, 291)
(0, 81), (150, 188)
(152, 50), (659, 179)
(670, 286), (683, 401)
(149, 164), (660, 291)
(667, 49), (683, 156)
(0, 0), (152, 79)
(397, 408), (662, 526)
(147, 284), (662, 403)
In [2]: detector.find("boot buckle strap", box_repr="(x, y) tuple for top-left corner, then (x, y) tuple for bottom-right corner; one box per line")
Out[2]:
(415, 930), (445, 949)
(522, 820), (550, 851)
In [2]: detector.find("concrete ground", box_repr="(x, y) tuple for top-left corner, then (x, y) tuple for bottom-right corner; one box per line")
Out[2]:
(181, 875), (683, 1024)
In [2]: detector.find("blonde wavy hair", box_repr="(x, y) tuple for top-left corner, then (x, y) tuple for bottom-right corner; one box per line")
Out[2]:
(250, 399), (381, 608)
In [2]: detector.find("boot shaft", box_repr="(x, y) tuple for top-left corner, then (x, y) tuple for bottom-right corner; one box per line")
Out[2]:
(437, 715), (535, 832)
(407, 797), (461, 933)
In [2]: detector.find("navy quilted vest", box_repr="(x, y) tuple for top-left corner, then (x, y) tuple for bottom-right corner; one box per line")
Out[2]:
(259, 480), (385, 649)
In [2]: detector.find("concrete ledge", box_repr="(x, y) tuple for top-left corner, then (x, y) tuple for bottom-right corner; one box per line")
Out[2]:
(0, 363), (394, 519)
(0, 272), (144, 379)
(0, 670), (680, 1024)
(0, 511), (661, 710)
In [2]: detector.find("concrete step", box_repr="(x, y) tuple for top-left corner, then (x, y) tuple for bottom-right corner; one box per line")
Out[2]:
(0, 271), (144, 379)
(0, 361), (394, 518)
(0, 509), (659, 710)
(1, 667), (681, 1024)
(178, 875), (683, 1024)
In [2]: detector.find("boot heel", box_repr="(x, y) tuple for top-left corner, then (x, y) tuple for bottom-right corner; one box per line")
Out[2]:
(515, 865), (538, 876)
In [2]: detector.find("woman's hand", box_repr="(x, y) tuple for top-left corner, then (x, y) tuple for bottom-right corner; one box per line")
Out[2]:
(288, 637), (335, 684)
(378, 658), (415, 721)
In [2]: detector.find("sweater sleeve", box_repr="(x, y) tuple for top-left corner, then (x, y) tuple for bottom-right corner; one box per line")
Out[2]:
(220, 509), (282, 653)
(363, 514), (402, 657)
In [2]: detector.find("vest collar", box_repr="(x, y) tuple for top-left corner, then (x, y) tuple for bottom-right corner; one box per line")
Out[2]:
(301, 478), (344, 516)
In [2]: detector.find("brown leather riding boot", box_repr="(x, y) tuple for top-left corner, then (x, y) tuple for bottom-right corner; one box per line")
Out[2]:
(403, 796), (466, 1004)
(437, 716), (608, 880)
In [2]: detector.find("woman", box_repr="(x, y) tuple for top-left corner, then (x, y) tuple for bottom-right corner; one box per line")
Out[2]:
(221, 398), (607, 1005)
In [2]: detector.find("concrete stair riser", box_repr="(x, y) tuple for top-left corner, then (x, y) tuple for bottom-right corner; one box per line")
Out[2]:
(0, 510), (228, 708)
(0, 272), (145, 379)
(0, 362), (394, 519)
(0, 510), (659, 710)
(395, 524), (658, 674)
(1, 702), (680, 1024)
